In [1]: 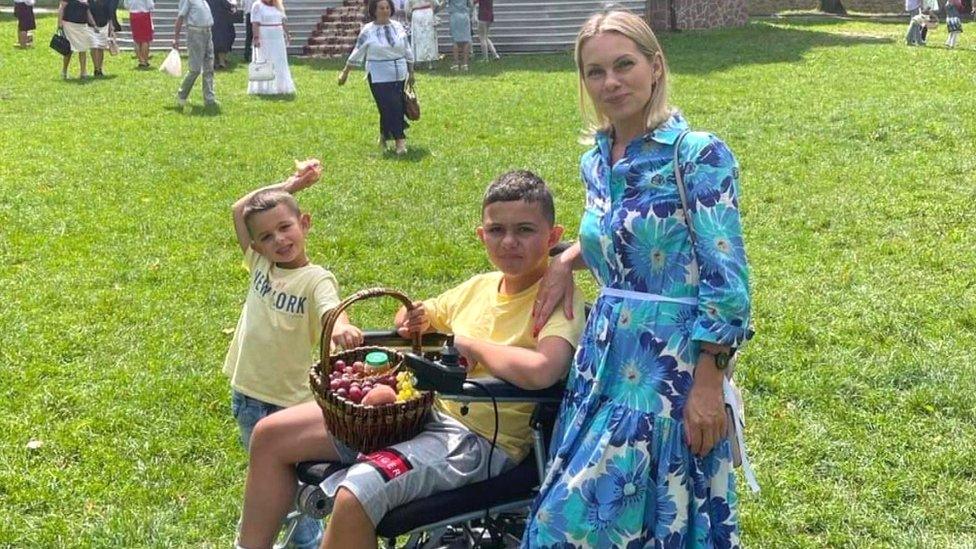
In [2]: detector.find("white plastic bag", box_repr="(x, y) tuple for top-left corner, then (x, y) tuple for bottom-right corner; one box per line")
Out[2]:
(159, 48), (182, 77)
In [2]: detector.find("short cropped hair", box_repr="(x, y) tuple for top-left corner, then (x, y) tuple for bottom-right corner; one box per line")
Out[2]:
(482, 170), (556, 225)
(242, 190), (302, 235)
(367, 0), (395, 21)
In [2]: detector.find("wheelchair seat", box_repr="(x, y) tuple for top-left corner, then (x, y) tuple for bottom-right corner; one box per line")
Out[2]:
(297, 451), (540, 539)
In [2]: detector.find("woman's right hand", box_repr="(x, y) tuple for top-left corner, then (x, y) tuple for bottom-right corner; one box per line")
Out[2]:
(337, 68), (349, 86)
(531, 246), (578, 337)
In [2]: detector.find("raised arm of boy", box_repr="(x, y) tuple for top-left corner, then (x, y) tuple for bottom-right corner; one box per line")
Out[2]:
(394, 302), (575, 390)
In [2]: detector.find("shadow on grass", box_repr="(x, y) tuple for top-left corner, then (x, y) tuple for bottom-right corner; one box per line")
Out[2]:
(665, 20), (894, 75)
(289, 54), (575, 76)
(382, 144), (430, 162)
(254, 93), (297, 102)
(291, 20), (896, 76)
(161, 104), (222, 116)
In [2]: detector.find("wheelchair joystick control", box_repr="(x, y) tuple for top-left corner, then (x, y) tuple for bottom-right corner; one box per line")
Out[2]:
(440, 335), (459, 368)
(405, 334), (467, 394)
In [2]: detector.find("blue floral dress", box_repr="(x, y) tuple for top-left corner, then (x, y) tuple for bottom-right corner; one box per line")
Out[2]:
(523, 114), (753, 548)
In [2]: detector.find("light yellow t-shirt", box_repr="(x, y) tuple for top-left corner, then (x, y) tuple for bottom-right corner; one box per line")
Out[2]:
(223, 248), (341, 407)
(423, 271), (585, 463)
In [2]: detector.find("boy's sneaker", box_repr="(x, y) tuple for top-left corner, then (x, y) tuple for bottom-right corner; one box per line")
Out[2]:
(176, 95), (187, 108)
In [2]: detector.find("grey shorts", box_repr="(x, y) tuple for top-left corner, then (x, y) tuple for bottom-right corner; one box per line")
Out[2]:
(321, 411), (516, 526)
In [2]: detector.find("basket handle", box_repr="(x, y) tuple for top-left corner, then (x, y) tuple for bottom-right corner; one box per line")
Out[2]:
(320, 287), (421, 364)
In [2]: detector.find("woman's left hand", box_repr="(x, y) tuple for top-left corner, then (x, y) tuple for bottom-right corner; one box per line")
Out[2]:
(407, 72), (415, 86)
(683, 364), (726, 458)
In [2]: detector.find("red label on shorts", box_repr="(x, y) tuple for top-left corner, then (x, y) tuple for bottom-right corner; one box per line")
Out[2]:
(361, 448), (413, 482)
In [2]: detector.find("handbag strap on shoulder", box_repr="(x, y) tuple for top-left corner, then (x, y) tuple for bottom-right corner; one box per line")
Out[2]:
(673, 129), (696, 248)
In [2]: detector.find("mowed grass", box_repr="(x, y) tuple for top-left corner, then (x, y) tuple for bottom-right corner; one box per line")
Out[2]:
(2, 12), (976, 547)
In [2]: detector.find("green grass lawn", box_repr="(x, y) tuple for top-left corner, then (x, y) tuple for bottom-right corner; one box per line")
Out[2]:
(2, 12), (976, 548)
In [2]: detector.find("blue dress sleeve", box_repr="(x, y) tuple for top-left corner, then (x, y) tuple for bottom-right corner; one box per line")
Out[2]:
(680, 132), (754, 348)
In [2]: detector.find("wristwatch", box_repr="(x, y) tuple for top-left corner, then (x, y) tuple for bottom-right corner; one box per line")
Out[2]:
(700, 347), (731, 370)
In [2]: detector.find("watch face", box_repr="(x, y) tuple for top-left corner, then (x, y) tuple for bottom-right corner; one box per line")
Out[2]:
(715, 353), (730, 370)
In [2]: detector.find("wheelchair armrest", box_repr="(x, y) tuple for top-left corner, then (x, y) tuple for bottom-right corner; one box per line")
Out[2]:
(361, 330), (449, 351)
(444, 376), (566, 404)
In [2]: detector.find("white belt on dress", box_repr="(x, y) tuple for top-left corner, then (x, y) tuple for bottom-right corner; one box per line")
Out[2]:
(599, 286), (698, 305)
(599, 285), (760, 493)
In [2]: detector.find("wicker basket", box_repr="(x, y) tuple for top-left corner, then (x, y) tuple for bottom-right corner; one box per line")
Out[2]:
(309, 287), (435, 454)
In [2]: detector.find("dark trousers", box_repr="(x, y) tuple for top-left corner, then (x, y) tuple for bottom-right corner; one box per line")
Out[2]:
(368, 76), (408, 141)
(244, 13), (253, 62)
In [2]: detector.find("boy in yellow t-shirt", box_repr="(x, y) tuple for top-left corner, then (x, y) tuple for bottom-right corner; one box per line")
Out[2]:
(233, 170), (584, 549)
(225, 160), (362, 549)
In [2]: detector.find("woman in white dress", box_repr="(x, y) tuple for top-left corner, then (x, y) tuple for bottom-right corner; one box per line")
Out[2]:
(249, 0), (295, 95)
(406, 0), (438, 69)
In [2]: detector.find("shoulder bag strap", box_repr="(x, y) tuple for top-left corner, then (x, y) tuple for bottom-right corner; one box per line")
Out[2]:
(673, 129), (696, 249)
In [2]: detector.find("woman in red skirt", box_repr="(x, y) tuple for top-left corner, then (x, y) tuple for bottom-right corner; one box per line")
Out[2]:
(126, 0), (154, 67)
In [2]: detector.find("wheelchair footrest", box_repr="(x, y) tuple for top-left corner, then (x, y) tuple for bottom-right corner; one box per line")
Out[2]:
(296, 454), (539, 540)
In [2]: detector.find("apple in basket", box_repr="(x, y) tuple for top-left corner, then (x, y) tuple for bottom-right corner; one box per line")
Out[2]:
(361, 384), (397, 406)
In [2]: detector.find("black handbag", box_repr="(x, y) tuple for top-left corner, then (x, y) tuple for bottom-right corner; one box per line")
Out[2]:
(50, 29), (71, 56)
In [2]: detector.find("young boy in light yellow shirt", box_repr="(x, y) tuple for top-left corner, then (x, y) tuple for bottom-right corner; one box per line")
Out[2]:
(226, 159), (362, 549)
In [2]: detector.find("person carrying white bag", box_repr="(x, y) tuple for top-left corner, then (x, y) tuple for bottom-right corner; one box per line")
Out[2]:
(172, 0), (217, 108)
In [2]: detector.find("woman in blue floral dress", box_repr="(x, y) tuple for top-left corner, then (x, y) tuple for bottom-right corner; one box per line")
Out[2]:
(524, 11), (754, 548)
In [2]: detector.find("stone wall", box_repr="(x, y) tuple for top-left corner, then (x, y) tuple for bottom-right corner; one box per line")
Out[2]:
(747, 0), (905, 14)
(647, 0), (750, 30)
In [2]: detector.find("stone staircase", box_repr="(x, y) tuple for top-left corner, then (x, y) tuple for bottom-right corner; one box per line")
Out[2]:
(302, 0), (646, 58)
(115, 0), (341, 54)
(116, 0), (649, 56)
(303, 0), (367, 57)
(439, 0), (647, 54)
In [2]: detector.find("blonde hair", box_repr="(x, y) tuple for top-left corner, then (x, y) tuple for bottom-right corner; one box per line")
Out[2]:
(574, 10), (671, 138)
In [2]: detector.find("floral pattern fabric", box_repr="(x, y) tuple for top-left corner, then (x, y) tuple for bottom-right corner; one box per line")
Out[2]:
(523, 113), (753, 548)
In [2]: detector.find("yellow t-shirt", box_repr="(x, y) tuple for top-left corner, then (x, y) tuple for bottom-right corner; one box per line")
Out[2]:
(423, 271), (585, 463)
(223, 248), (341, 407)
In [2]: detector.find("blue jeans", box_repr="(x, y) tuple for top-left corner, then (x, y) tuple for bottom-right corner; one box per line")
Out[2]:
(231, 390), (323, 549)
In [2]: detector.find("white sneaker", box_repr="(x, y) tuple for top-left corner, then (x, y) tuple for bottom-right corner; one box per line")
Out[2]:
(176, 96), (187, 108)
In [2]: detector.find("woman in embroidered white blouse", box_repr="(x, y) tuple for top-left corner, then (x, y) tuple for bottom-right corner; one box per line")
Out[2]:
(338, 0), (415, 155)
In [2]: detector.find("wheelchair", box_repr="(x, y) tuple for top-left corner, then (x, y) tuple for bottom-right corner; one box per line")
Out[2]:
(277, 330), (565, 549)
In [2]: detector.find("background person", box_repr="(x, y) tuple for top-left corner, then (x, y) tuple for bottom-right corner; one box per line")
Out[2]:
(338, 0), (414, 155)
(525, 10), (753, 547)
(945, 0), (963, 48)
(14, 0), (36, 48)
(125, 0), (154, 68)
(173, 0), (217, 108)
(207, 0), (237, 68)
(474, 0), (498, 61)
(57, 0), (97, 79)
(248, 0), (296, 95)
(444, 0), (472, 70)
(88, 0), (120, 77)
(405, 0), (438, 69)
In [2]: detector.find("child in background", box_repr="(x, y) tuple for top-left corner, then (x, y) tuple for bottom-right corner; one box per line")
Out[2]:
(227, 159), (363, 549)
(945, 0), (963, 48)
(907, 10), (925, 45)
